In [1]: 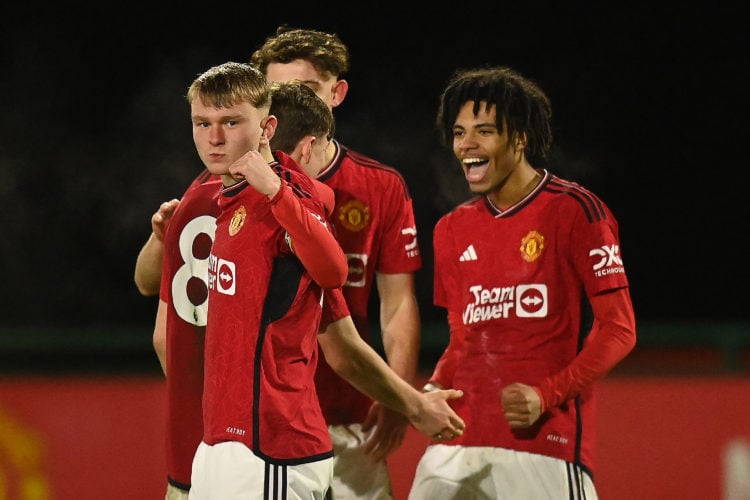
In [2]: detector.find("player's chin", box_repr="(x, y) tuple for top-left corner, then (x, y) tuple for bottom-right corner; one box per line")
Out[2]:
(204, 163), (229, 176)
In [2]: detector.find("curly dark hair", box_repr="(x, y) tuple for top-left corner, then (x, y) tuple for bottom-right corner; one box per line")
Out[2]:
(437, 66), (553, 163)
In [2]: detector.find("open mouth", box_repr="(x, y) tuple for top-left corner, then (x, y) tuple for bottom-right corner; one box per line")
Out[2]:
(463, 158), (489, 183)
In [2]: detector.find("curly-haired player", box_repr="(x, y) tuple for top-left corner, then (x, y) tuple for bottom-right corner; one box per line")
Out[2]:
(409, 66), (636, 499)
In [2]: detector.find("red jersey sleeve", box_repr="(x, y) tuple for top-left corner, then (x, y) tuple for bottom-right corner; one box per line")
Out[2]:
(312, 179), (336, 219)
(268, 181), (347, 289)
(320, 288), (351, 330)
(429, 309), (465, 388)
(534, 287), (636, 411)
(429, 216), (465, 387)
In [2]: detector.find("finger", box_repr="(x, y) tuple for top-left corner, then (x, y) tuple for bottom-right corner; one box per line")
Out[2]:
(360, 408), (377, 433)
(448, 425), (464, 437)
(443, 389), (464, 400)
(450, 415), (466, 430)
(443, 424), (463, 438)
(229, 167), (245, 179)
(370, 439), (396, 462)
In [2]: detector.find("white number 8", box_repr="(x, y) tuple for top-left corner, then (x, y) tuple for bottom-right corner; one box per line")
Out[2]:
(171, 215), (217, 326)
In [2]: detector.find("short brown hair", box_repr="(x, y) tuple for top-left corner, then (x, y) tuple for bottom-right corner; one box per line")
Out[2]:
(249, 26), (349, 80)
(186, 61), (270, 110)
(269, 81), (335, 153)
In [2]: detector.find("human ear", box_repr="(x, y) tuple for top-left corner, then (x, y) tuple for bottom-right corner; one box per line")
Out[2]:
(330, 79), (349, 109)
(514, 132), (528, 150)
(300, 136), (315, 163)
(261, 115), (278, 142)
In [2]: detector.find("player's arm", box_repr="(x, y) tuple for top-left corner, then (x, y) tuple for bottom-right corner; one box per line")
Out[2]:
(376, 272), (421, 385)
(268, 181), (347, 289)
(359, 272), (421, 459)
(134, 199), (180, 296)
(228, 152), (347, 289)
(152, 299), (167, 375)
(317, 314), (465, 439)
(427, 217), (466, 391)
(502, 287), (636, 428)
(424, 309), (465, 391)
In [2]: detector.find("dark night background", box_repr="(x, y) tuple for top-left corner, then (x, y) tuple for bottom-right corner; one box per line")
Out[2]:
(1, 4), (747, 348)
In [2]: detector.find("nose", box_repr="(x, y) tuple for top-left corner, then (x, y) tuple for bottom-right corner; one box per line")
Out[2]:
(209, 126), (225, 146)
(455, 132), (477, 151)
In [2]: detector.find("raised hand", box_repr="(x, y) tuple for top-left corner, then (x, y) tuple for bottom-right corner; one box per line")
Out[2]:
(151, 199), (180, 241)
(228, 149), (281, 198)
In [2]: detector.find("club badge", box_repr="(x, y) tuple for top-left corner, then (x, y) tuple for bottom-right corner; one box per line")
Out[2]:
(229, 205), (247, 236)
(520, 230), (545, 262)
(338, 199), (370, 232)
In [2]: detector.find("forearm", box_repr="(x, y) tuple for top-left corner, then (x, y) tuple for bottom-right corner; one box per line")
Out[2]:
(380, 287), (420, 385)
(152, 300), (167, 375)
(321, 318), (422, 419)
(535, 288), (636, 411)
(269, 184), (347, 289)
(134, 233), (164, 297)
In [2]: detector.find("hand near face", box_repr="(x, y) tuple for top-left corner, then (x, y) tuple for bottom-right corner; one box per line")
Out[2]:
(228, 149), (282, 198)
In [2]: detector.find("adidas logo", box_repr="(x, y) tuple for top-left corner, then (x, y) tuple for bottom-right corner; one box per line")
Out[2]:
(459, 245), (478, 262)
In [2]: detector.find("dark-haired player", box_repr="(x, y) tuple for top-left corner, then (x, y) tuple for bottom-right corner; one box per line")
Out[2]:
(410, 66), (636, 499)
(251, 27), (423, 499)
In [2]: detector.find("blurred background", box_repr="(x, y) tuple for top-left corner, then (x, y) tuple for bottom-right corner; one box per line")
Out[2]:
(0, 3), (748, 499)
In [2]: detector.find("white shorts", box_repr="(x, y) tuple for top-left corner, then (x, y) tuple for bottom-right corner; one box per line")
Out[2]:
(189, 441), (333, 500)
(408, 444), (597, 500)
(328, 423), (393, 499)
(165, 483), (188, 500)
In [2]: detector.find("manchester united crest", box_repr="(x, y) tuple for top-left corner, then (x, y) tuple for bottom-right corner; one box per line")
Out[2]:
(520, 230), (545, 262)
(229, 205), (247, 236)
(338, 199), (370, 232)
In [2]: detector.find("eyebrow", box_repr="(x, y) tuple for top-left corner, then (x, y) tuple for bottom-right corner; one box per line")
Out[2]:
(454, 122), (497, 129)
(191, 113), (245, 122)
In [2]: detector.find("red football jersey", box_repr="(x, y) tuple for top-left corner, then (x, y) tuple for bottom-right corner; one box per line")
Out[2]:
(159, 169), (222, 489)
(432, 170), (629, 475)
(202, 153), (337, 462)
(314, 142), (423, 425)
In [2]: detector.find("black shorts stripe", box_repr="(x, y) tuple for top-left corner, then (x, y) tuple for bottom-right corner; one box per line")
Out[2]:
(566, 461), (594, 499)
(264, 462), (288, 499)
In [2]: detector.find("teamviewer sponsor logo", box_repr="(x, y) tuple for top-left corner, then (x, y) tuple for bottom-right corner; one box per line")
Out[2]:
(459, 245), (478, 262)
(208, 253), (236, 295)
(345, 253), (368, 288)
(462, 283), (547, 324)
(515, 284), (547, 317)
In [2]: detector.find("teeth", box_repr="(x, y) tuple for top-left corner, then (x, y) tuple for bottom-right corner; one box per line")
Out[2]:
(463, 158), (485, 165)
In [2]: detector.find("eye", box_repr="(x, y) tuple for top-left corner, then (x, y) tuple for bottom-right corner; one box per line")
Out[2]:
(452, 129), (464, 138)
